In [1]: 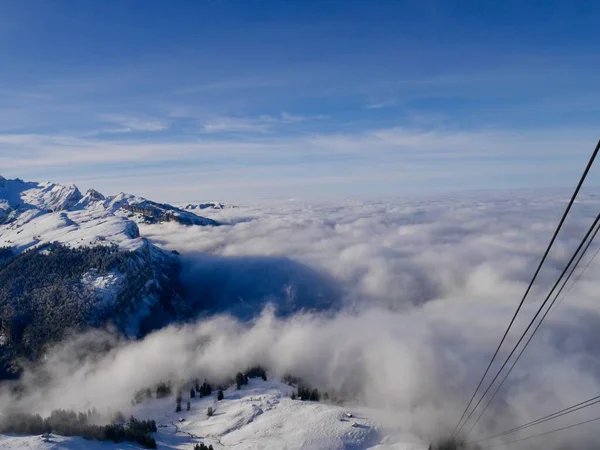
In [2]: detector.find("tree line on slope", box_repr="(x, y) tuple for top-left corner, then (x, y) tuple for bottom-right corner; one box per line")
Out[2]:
(0, 409), (157, 448)
(133, 366), (270, 408)
(194, 443), (214, 450)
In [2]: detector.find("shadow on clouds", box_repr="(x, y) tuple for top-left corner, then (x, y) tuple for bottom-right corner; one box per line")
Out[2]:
(179, 252), (343, 318)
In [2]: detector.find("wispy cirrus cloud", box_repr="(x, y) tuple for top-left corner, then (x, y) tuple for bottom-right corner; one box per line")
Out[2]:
(201, 112), (327, 133)
(365, 98), (398, 109)
(0, 123), (596, 201)
(0, 125), (591, 169)
(279, 112), (328, 122)
(98, 114), (169, 133)
(201, 116), (273, 134)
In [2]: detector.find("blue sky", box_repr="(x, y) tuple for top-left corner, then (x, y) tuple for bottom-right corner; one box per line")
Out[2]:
(0, 0), (599, 201)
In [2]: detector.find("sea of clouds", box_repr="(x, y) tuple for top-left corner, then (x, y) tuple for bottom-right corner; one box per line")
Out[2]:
(3, 190), (600, 448)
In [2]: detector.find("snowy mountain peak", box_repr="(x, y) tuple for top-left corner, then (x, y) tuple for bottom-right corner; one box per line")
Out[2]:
(105, 192), (137, 212)
(0, 177), (83, 213)
(85, 188), (105, 201)
(75, 188), (106, 209)
(36, 181), (83, 211)
(0, 177), (218, 253)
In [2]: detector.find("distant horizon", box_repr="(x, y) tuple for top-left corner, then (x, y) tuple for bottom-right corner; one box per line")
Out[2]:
(2, 172), (599, 206)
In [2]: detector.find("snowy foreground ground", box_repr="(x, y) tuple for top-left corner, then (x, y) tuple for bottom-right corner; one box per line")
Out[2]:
(0, 379), (426, 450)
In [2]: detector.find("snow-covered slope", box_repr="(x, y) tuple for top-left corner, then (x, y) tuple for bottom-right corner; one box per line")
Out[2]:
(0, 176), (217, 253)
(0, 379), (426, 450)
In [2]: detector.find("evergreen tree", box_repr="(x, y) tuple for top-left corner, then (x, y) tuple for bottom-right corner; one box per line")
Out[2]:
(190, 388), (196, 398)
(297, 386), (320, 402)
(156, 382), (171, 398)
(235, 372), (245, 389)
(217, 389), (224, 401)
(194, 444), (215, 450)
(245, 366), (267, 381)
(199, 381), (212, 396)
(310, 388), (320, 401)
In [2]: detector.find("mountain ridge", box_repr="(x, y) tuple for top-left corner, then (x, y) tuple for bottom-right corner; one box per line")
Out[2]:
(0, 177), (218, 231)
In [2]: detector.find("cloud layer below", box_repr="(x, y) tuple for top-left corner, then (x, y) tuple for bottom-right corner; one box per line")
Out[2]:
(3, 191), (600, 448)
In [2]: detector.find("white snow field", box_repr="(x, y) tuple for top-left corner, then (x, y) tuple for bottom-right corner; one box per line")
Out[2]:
(0, 379), (426, 450)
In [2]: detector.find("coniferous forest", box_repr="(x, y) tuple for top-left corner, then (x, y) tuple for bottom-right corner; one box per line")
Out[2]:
(0, 409), (157, 448)
(0, 243), (183, 379)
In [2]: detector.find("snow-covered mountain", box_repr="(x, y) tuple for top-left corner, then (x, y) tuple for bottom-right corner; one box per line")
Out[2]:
(0, 176), (217, 253)
(0, 176), (218, 253)
(0, 176), (218, 378)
